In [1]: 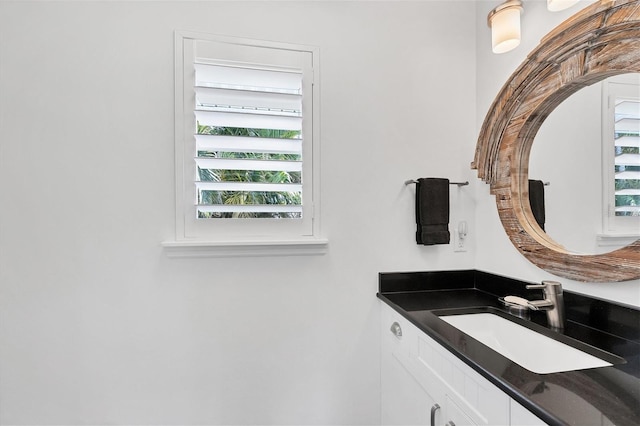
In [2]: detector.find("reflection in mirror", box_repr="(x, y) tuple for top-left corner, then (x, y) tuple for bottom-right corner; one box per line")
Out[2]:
(473, 0), (640, 282)
(529, 73), (640, 255)
(605, 74), (640, 236)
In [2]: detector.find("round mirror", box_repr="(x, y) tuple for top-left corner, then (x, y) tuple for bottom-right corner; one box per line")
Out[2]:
(529, 73), (640, 255)
(473, 0), (640, 282)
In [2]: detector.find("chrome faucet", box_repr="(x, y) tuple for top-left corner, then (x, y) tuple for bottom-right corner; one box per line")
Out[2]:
(525, 281), (565, 330)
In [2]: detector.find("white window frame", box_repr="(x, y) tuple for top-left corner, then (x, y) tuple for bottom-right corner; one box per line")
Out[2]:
(600, 74), (640, 246)
(164, 32), (326, 257)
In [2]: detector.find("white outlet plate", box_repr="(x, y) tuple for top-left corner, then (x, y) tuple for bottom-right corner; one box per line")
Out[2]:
(454, 229), (467, 252)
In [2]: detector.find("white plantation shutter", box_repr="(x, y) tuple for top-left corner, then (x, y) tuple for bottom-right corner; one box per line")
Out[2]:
(614, 99), (640, 215)
(194, 62), (304, 218)
(172, 33), (320, 244)
(602, 74), (640, 237)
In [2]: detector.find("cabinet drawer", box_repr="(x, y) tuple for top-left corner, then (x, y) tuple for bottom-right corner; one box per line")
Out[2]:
(445, 394), (477, 426)
(415, 332), (510, 426)
(381, 302), (418, 361)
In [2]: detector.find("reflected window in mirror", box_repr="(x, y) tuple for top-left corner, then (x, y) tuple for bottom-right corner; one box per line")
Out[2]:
(529, 74), (640, 254)
(602, 74), (640, 241)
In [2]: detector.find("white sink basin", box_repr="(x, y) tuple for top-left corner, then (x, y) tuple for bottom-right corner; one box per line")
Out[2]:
(440, 312), (613, 374)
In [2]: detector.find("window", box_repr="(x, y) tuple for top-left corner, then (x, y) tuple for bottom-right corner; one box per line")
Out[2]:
(194, 63), (303, 220)
(168, 32), (325, 255)
(602, 74), (640, 239)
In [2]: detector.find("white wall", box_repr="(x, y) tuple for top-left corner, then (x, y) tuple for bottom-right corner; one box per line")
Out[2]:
(0, 1), (477, 424)
(474, 0), (640, 306)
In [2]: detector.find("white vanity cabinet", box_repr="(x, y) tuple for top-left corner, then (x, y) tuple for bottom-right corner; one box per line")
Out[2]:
(381, 302), (437, 424)
(381, 302), (547, 426)
(510, 400), (549, 426)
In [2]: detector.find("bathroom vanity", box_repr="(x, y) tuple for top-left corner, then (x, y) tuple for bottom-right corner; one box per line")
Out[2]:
(378, 270), (640, 426)
(388, 4), (640, 424)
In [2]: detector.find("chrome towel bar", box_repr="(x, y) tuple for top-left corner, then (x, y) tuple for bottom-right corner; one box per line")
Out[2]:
(404, 179), (469, 186)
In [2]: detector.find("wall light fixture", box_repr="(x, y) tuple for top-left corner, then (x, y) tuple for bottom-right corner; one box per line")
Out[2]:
(488, 0), (582, 54)
(488, 0), (524, 54)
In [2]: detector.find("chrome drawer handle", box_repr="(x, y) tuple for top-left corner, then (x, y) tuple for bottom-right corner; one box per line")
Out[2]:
(390, 322), (402, 339)
(430, 403), (440, 426)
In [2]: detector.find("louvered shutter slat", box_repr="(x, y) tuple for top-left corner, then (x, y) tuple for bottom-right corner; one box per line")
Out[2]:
(196, 182), (302, 192)
(195, 110), (302, 131)
(196, 134), (302, 155)
(195, 157), (302, 172)
(195, 86), (301, 114)
(194, 63), (302, 94)
(197, 205), (303, 214)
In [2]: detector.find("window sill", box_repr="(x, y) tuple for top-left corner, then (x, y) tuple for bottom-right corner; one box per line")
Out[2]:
(161, 238), (329, 258)
(597, 234), (639, 247)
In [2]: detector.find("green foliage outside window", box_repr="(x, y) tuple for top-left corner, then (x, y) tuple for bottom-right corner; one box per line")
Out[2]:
(614, 139), (640, 216)
(197, 125), (302, 218)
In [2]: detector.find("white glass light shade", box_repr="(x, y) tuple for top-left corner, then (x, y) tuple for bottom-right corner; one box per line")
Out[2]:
(547, 0), (580, 12)
(489, 3), (522, 54)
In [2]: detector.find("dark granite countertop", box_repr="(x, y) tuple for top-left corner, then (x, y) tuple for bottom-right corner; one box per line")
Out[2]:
(378, 270), (640, 426)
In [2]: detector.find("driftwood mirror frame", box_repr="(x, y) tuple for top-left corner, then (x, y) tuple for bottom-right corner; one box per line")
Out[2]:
(473, 0), (640, 282)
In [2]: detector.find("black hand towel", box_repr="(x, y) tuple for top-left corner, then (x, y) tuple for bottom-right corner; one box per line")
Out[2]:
(529, 179), (546, 231)
(415, 178), (450, 245)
